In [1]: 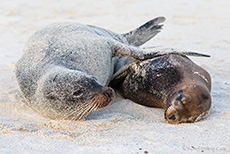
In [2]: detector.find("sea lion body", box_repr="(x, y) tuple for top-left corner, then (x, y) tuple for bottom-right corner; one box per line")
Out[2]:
(16, 17), (170, 120)
(16, 22), (119, 120)
(110, 54), (211, 124)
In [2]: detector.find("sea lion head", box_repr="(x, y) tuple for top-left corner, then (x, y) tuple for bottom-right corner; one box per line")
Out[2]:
(165, 84), (211, 124)
(35, 69), (114, 120)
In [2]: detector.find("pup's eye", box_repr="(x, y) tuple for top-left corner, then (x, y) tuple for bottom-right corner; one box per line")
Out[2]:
(169, 114), (176, 120)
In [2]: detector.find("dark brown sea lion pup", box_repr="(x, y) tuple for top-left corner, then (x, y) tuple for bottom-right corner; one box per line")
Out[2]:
(110, 54), (211, 124)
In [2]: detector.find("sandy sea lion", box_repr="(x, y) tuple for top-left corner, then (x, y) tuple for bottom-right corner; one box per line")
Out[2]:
(15, 17), (167, 120)
(110, 54), (211, 124)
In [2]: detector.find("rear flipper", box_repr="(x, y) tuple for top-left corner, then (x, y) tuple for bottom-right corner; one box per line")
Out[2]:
(140, 46), (211, 58)
(111, 40), (210, 60)
(122, 17), (165, 47)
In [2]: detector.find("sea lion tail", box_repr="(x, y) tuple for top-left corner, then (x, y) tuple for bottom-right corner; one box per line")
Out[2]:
(122, 17), (165, 47)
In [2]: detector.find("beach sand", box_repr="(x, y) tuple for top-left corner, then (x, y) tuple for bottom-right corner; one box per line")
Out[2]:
(0, 0), (230, 153)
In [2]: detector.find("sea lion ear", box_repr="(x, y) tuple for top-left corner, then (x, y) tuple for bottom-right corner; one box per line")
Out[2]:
(179, 93), (192, 105)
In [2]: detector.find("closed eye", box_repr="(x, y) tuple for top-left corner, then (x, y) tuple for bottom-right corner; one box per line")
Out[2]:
(73, 89), (84, 97)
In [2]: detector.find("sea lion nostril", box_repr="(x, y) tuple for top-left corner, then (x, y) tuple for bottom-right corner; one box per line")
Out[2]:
(176, 94), (182, 101)
(104, 89), (113, 98)
(169, 115), (176, 120)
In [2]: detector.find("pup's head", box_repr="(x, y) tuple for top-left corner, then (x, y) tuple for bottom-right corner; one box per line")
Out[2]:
(165, 84), (211, 124)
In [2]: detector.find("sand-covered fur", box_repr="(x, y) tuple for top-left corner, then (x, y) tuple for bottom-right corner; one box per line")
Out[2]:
(15, 18), (168, 120)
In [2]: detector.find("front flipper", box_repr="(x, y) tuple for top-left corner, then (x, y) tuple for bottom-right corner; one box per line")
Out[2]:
(109, 61), (135, 88)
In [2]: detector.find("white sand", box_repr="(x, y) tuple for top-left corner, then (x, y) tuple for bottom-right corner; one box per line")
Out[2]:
(1, 0), (230, 153)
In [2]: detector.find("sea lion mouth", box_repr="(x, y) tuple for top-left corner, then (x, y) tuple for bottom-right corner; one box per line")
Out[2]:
(91, 87), (115, 109)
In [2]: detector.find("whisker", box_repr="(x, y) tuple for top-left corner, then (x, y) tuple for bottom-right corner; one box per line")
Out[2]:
(64, 104), (84, 120)
(64, 103), (89, 120)
(71, 95), (100, 120)
(73, 103), (92, 120)
(81, 96), (102, 119)
(77, 98), (98, 120)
